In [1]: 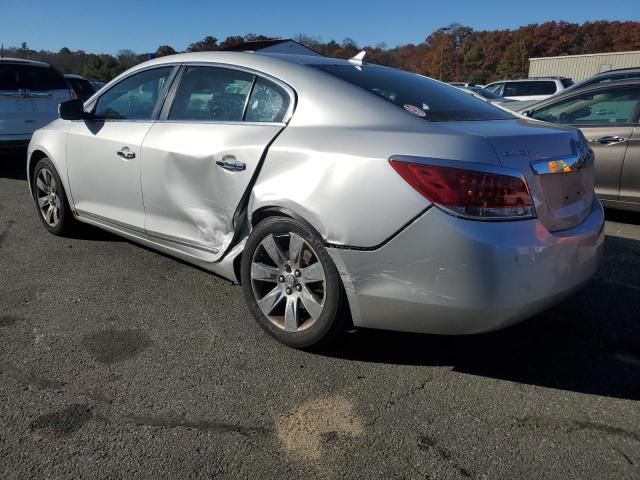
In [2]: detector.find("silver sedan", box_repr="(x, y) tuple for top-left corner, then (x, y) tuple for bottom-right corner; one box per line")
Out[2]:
(27, 51), (604, 348)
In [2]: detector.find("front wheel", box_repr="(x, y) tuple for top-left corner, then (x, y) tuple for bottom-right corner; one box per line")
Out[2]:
(241, 217), (345, 348)
(32, 157), (76, 236)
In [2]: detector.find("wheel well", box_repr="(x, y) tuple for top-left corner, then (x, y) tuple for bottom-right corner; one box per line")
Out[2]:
(233, 208), (295, 284)
(28, 150), (48, 190)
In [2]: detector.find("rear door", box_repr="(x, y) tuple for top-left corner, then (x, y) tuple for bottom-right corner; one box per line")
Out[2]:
(140, 65), (293, 260)
(530, 85), (640, 201)
(0, 63), (70, 138)
(66, 66), (176, 229)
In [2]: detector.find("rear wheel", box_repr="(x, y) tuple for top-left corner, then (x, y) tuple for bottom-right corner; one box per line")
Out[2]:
(241, 217), (345, 348)
(32, 157), (76, 236)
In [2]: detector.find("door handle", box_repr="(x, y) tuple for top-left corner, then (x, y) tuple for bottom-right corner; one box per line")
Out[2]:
(216, 155), (245, 172)
(117, 147), (136, 160)
(590, 136), (627, 145)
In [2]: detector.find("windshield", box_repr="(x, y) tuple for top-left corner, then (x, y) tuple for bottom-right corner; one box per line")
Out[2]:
(313, 64), (513, 122)
(464, 87), (503, 100)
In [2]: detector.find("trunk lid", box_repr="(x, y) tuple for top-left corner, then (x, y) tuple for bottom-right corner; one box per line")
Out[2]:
(440, 119), (595, 232)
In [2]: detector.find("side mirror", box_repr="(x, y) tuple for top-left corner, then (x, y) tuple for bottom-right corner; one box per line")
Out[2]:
(59, 99), (87, 120)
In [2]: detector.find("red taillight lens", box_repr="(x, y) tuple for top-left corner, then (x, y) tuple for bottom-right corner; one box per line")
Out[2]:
(390, 159), (534, 219)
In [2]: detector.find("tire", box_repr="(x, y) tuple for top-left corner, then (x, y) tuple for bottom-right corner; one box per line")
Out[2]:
(32, 157), (76, 236)
(241, 217), (345, 349)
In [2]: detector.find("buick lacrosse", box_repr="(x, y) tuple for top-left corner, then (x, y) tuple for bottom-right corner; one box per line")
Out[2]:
(28, 51), (604, 347)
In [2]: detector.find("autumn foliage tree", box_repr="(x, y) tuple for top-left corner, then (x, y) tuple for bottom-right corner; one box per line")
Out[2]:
(5, 21), (640, 83)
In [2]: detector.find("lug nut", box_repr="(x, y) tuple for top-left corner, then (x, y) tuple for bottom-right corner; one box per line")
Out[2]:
(279, 275), (285, 283)
(296, 285), (302, 292)
(286, 288), (292, 295)
(294, 270), (301, 277)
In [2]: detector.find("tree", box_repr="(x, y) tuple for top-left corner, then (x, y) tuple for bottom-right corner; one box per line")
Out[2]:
(187, 36), (219, 52)
(155, 45), (176, 57)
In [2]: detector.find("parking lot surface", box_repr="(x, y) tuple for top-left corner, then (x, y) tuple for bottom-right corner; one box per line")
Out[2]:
(1, 152), (639, 479)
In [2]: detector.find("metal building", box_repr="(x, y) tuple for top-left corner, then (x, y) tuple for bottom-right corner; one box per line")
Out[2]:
(528, 51), (640, 81)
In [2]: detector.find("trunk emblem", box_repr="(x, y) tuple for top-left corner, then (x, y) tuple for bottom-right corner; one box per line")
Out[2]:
(503, 150), (530, 157)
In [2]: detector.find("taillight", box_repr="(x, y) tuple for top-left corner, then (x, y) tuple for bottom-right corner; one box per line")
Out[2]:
(390, 159), (535, 219)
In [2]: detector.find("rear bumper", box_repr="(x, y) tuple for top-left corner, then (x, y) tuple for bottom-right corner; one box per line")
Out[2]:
(328, 198), (604, 335)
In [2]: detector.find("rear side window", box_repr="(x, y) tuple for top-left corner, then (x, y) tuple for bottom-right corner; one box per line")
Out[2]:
(313, 65), (512, 122)
(169, 66), (254, 122)
(0, 64), (67, 91)
(529, 81), (557, 95)
(245, 78), (290, 122)
(531, 87), (640, 125)
(504, 82), (531, 97)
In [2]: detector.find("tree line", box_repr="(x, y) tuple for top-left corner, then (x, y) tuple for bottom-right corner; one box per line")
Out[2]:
(3, 21), (639, 84)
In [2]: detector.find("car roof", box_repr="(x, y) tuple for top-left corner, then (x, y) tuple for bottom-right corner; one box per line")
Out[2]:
(592, 67), (640, 76)
(0, 57), (50, 68)
(488, 77), (567, 83)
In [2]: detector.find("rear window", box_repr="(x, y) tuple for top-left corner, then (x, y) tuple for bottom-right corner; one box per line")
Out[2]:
(313, 65), (512, 122)
(529, 81), (557, 95)
(0, 63), (67, 91)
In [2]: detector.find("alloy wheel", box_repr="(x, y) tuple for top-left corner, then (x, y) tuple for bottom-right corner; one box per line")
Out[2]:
(250, 232), (327, 332)
(35, 168), (61, 227)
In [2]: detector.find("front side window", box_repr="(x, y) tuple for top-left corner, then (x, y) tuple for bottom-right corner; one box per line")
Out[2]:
(313, 65), (512, 122)
(485, 83), (503, 95)
(93, 67), (173, 120)
(245, 78), (290, 122)
(169, 66), (253, 122)
(531, 87), (640, 125)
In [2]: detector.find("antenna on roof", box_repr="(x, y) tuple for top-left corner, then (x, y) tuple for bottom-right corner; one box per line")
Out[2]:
(349, 50), (366, 66)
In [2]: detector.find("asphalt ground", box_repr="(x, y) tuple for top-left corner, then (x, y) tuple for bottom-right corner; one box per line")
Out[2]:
(1, 150), (639, 479)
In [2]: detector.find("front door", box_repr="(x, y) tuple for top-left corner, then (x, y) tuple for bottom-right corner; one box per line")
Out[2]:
(66, 66), (175, 229)
(140, 66), (292, 260)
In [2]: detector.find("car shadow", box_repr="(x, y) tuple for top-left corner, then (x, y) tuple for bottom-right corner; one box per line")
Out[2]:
(0, 150), (28, 180)
(320, 234), (640, 401)
(605, 208), (640, 226)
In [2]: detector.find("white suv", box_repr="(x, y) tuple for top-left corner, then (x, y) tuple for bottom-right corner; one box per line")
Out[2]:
(1, 58), (73, 149)
(484, 77), (574, 101)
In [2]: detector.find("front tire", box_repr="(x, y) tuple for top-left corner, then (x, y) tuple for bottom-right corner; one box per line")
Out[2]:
(241, 217), (345, 348)
(32, 157), (76, 236)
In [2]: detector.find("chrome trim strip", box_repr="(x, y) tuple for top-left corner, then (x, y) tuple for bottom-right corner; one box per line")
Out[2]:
(145, 230), (220, 254)
(530, 139), (594, 176)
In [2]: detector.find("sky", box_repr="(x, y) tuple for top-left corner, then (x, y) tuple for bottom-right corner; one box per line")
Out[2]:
(1, 0), (638, 55)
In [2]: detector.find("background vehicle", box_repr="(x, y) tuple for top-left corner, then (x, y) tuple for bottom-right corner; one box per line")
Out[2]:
(562, 67), (640, 94)
(27, 51), (603, 348)
(521, 79), (640, 212)
(64, 74), (96, 102)
(485, 77), (573, 101)
(458, 85), (514, 104)
(1, 58), (73, 149)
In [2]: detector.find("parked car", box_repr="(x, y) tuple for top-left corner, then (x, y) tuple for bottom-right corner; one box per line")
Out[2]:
(27, 52), (603, 348)
(562, 67), (640, 94)
(64, 74), (96, 102)
(459, 85), (514, 104)
(520, 79), (640, 212)
(1, 58), (73, 149)
(484, 77), (574, 101)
